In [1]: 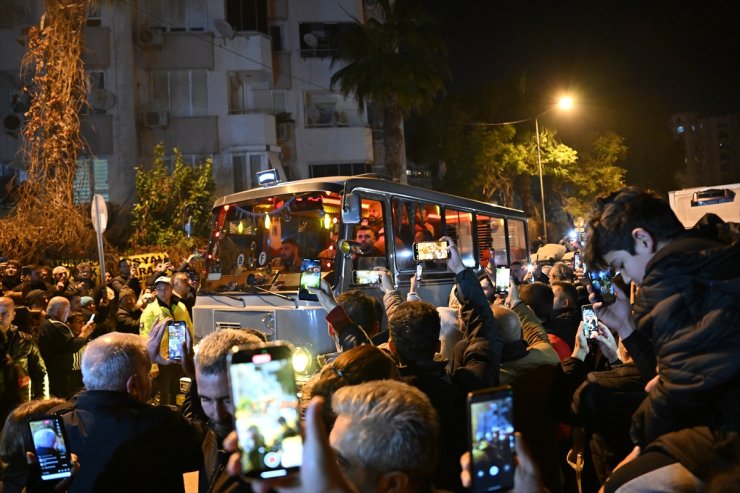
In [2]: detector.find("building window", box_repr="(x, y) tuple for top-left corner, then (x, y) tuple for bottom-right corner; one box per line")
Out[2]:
(151, 70), (209, 117)
(227, 73), (284, 114)
(146, 0), (208, 31)
(299, 22), (354, 58)
(74, 158), (109, 203)
(226, 0), (268, 34)
(309, 162), (370, 178)
(304, 91), (364, 128)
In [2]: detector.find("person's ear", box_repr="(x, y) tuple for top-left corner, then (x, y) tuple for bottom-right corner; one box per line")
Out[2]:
(378, 471), (410, 493)
(389, 338), (397, 356)
(126, 373), (145, 401)
(631, 228), (655, 253)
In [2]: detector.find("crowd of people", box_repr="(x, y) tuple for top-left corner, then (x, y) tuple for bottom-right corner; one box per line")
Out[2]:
(0, 186), (737, 493)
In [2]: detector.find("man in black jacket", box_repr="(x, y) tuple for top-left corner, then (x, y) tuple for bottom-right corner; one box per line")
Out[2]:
(0, 296), (48, 401)
(60, 331), (205, 492)
(584, 187), (740, 492)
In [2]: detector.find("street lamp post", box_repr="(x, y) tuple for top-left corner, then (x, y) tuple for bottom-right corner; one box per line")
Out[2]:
(534, 117), (547, 243)
(533, 96), (573, 244)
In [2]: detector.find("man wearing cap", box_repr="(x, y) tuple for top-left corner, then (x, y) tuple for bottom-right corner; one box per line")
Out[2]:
(24, 289), (49, 311)
(139, 276), (193, 405)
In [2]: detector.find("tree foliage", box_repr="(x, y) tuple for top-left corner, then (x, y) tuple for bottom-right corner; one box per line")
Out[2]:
(331, 0), (448, 181)
(130, 144), (215, 253)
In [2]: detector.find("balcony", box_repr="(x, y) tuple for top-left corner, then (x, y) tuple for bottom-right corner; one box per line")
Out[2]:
(224, 113), (277, 148)
(301, 126), (373, 164)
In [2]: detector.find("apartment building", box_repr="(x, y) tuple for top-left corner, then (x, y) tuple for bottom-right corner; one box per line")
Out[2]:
(0, 0), (375, 214)
(671, 112), (740, 188)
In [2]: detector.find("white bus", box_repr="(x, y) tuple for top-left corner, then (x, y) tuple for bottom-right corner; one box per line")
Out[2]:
(194, 175), (529, 360)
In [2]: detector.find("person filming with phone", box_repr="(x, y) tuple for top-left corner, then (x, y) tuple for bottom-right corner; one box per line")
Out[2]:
(584, 187), (740, 493)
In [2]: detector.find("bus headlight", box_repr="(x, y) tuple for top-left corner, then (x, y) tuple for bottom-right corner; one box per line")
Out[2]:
(292, 347), (312, 374)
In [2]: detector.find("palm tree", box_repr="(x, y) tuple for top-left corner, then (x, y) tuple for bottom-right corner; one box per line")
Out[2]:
(331, 0), (448, 183)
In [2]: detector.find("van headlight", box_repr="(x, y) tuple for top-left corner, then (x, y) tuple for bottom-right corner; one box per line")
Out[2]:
(292, 346), (312, 374)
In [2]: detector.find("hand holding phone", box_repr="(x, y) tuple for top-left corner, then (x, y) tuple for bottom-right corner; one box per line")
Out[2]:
(167, 321), (187, 361)
(581, 304), (598, 339)
(586, 269), (616, 304)
(412, 240), (450, 262)
(28, 415), (73, 481)
(494, 266), (510, 295)
(228, 342), (303, 479)
(467, 386), (515, 492)
(298, 259), (322, 301)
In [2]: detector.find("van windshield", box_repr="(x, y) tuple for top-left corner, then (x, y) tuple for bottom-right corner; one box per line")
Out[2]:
(201, 191), (341, 294)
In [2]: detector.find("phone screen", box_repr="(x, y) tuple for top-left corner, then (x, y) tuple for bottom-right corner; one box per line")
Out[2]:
(228, 343), (302, 478)
(587, 269), (615, 303)
(495, 267), (510, 294)
(298, 259), (321, 301)
(412, 241), (450, 262)
(168, 321), (187, 361)
(352, 270), (381, 285)
(581, 304), (598, 338)
(468, 386), (515, 492)
(573, 252), (582, 270)
(28, 416), (73, 481)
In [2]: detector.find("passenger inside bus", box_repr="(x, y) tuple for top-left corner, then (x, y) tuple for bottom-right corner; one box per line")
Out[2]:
(270, 238), (302, 273)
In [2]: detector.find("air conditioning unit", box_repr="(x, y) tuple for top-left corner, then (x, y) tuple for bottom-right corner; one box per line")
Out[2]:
(145, 111), (169, 127)
(140, 28), (164, 47)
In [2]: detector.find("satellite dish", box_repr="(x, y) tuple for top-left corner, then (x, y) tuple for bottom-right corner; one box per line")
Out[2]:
(215, 19), (235, 40)
(303, 33), (318, 48)
(89, 88), (117, 111)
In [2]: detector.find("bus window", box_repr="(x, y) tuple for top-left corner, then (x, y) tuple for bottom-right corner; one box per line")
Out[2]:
(477, 215), (507, 266)
(203, 192), (340, 292)
(392, 199), (446, 271)
(444, 208), (475, 268)
(507, 219), (528, 264)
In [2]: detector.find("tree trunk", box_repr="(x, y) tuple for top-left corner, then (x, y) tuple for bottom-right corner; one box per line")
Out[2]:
(383, 97), (406, 183)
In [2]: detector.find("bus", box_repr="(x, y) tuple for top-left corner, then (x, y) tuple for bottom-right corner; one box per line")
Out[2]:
(194, 175), (529, 364)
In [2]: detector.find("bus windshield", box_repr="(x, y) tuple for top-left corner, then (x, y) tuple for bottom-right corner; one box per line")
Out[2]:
(202, 191), (341, 293)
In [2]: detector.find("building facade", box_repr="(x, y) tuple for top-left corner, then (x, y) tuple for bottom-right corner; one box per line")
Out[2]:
(0, 0), (375, 216)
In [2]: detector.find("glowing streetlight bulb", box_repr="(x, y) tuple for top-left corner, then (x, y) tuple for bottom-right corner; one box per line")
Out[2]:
(558, 96), (574, 111)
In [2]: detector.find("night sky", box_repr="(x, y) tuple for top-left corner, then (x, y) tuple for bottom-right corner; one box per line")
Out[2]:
(424, 0), (740, 191)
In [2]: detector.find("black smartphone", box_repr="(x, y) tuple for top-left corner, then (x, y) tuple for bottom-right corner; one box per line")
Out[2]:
(352, 270), (381, 285)
(167, 321), (187, 361)
(228, 342), (303, 479)
(412, 240), (450, 262)
(27, 415), (73, 481)
(495, 266), (510, 295)
(467, 386), (515, 492)
(298, 259), (321, 301)
(581, 304), (598, 338)
(587, 269), (615, 304)
(573, 251), (582, 270)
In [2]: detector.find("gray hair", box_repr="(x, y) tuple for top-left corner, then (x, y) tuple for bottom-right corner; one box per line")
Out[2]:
(194, 328), (263, 375)
(332, 380), (439, 488)
(47, 297), (70, 319)
(82, 333), (150, 391)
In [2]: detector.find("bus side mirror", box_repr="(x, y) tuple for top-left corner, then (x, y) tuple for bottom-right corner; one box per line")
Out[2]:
(342, 192), (362, 224)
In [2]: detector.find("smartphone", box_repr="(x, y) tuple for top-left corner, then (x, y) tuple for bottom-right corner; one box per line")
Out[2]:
(412, 240), (450, 262)
(587, 269), (615, 304)
(495, 266), (510, 295)
(581, 304), (598, 338)
(27, 415), (73, 481)
(467, 386), (515, 492)
(167, 321), (187, 361)
(352, 270), (381, 285)
(298, 259), (321, 301)
(415, 263), (423, 282)
(228, 342), (302, 479)
(87, 313), (95, 324)
(573, 251), (582, 270)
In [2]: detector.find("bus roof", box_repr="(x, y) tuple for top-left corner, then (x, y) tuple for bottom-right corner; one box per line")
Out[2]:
(213, 175), (528, 220)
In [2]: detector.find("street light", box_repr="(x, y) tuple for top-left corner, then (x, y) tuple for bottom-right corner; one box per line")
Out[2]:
(534, 96), (574, 243)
